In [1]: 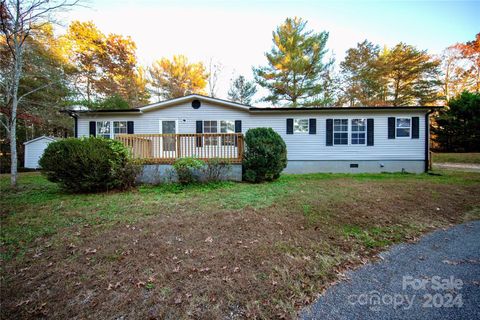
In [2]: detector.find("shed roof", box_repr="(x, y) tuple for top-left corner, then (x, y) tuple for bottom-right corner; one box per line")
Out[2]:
(24, 136), (58, 145)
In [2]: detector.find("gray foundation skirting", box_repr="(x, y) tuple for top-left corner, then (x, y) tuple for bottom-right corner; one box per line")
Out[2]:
(284, 160), (425, 174)
(137, 160), (425, 184)
(137, 164), (243, 184)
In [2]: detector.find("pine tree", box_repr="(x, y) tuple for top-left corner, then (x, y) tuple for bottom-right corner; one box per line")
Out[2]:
(253, 17), (332, 107)
(228, 75), (257, 105)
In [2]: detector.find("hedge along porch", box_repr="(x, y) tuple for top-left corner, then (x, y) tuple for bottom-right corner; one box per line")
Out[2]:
(68, 94), (441, 176)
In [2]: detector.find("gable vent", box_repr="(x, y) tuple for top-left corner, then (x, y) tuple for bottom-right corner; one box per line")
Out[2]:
(192, 99), (201, 109)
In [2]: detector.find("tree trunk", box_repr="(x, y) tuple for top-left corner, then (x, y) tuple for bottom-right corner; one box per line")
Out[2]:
(10, 31), (23, 188)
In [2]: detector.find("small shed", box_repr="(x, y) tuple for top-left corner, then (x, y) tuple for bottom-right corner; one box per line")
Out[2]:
(24, 136), (58, 169)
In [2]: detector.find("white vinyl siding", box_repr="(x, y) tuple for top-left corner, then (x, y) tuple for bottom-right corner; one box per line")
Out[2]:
(24, 137), (56, 169)
(77, 101), (427, 161)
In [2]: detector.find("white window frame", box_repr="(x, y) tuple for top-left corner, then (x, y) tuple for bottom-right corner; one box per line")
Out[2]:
(96, 121), (130, 139)
(350, 118), (366, 145)
(293, 118), (309, 134)
(220, 120), (235, 146)
(96, 121), (111, 139)
(113, 121), (128, 137)
(333, 119), (349, 145)
(396, 117), (411, 138)
(203, 120), (219, 146)
(202, 120), (235, 146)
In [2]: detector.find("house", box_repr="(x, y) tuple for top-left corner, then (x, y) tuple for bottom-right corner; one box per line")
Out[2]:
(67, 94), (440, 178)
(24, 136), (58, 169)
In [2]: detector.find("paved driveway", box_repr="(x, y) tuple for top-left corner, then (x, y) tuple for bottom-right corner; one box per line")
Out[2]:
(301, 221), (480, 320)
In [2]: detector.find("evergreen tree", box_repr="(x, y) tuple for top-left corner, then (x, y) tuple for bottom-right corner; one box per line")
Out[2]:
(253, 17), (332, 107)
(433, 91), (480, 151)
(382, 43), (441, 106)
(228, 75), (257, 105)
(339, 40), (387, 106)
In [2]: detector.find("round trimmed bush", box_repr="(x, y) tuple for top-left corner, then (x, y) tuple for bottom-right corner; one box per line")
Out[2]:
(39, 137), (139, 193)
(242, 127), (287, 182)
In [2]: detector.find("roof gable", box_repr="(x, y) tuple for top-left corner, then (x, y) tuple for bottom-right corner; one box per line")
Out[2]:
(138, 94), (251, 112)
(24, 136), (58, 145)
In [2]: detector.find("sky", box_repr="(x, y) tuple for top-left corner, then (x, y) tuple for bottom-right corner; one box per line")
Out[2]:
(59, 0), (480, 104)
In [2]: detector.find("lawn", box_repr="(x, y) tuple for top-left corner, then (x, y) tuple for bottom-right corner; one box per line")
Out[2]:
(1, 171), (479, 319)
(432, 152), (480, 164)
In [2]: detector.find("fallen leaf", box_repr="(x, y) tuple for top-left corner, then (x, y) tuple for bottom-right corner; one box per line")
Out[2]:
(15, 300), (30, 307)
(442, 259), (459, 265)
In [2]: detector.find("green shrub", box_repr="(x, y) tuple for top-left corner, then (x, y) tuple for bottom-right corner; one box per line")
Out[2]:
(202, 158), (231, 182)
(242, 127), (287, 182)
(173, 157), (205, 184)
(39, 137), (140, 193)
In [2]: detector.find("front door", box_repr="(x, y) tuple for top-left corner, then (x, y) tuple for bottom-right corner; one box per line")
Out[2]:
(160, 120), (177, 157)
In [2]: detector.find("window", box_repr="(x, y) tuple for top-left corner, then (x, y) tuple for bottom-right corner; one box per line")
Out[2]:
(333, 119), (348, 145)
(220, 120), (235, 145)
(203, 120), (218, 145)
(97, 121), (111, 138)
(396, 118), (411, 137)
(351, 119), (366, 145)
(113, 121), (127, 136)
(294, 119), (309, 133)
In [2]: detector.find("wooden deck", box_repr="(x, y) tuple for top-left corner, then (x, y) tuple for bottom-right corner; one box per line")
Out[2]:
(116, 133), (244, 164)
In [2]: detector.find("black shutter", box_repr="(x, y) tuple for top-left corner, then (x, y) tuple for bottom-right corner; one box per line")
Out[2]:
(286, 118), (293, 134)
(309, 118), (316, 134)
(412, 117), (419, 139)
(388, 117), (396, 139)
(326, 119), (333, 146)
(127, 121), (134, 134)
(367, 118), (374, 146)
(89, 121), (96, 137)
(74, 117), (78, 138)
(234, 120), (242, 133)
(196, 120), (203, 147)
(234, 120), (242, 147)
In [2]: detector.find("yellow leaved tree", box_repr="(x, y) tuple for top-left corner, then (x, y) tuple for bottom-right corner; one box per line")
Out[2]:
(148, 55), (208, 100)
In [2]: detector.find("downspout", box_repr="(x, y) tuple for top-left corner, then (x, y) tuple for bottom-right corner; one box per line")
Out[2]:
(66, 111), (79, 138)
(424, 109), (434, 172)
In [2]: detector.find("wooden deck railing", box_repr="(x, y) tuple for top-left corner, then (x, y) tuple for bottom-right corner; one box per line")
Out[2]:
(116, 133), (244, 164)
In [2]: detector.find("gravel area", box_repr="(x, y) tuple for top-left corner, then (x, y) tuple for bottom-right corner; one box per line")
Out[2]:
(301, 221), (480, 320)
(434, 163), (480, 172)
